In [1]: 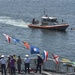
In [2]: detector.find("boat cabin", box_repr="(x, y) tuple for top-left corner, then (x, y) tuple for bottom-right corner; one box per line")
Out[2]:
(41, 16), (58, 25)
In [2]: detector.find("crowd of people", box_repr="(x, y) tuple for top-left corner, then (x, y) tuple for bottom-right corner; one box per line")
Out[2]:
(0, 54), (43, 75)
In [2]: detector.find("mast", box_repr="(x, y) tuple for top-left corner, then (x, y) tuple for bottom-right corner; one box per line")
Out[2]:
(44, 8), (46, 15)
(43, 8), (48, 17)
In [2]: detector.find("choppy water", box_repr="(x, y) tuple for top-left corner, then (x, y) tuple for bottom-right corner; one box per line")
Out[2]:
(0, 0), (75, 61)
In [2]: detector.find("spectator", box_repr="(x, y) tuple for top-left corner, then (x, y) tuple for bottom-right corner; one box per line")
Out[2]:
(17, 55), (22, 74)
(35, 54), (43, 74)
(10, 56), (16, 75)
(13, 54), (16, 61)
(7, 55), (11, 74)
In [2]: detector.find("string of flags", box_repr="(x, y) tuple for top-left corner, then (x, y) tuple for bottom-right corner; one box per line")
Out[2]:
(3, 33), (59, 64)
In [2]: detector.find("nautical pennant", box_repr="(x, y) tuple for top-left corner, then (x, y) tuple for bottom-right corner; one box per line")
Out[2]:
(23, 42), (30, 49)
(43, 50), (48, 62)
(52, 53), (59, 64)
(3, 33), (11, 43)
(12, 38), (20, 43)
(30, 46), (40, 54)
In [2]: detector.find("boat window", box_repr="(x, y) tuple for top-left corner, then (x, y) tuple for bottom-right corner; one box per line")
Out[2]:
(42, 19), (50, 21)
(42, 19), (47, 21)
(50, 19), (57, 22)
(47, 19), (50, 21)
(42, 18), (57, 22)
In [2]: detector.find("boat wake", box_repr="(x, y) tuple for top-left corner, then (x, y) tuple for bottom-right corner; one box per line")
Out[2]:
(0, 16), (29, 28)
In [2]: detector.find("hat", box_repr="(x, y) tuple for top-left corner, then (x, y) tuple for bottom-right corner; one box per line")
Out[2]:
(37, 54), (40, 56)
(1, 55), (4, 57)
(25, 55), (29, 57)
(7, 55), (10, 57)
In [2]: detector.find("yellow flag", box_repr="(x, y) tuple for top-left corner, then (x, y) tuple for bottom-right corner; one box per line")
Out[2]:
(61, 58), (71, 63)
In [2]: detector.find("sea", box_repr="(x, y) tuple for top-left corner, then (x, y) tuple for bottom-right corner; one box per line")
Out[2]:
(0, 0), (75, 62)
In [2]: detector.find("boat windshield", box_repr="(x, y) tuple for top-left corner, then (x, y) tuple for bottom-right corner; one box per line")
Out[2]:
(41, 16), (57, 22)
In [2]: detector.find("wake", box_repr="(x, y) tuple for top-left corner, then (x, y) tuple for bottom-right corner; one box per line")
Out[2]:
(0, 16), (30, 28)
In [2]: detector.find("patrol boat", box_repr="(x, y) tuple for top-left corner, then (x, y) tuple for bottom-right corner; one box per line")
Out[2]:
(28, 15), (69, 31)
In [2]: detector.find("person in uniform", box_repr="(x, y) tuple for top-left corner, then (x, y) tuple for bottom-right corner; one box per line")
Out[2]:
(24, 55), (30, 73)
(32, 18), (35, 24)
(0, 55), (7, 75)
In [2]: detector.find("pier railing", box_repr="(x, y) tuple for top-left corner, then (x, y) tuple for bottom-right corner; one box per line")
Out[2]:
(0, 57), (74, 74)
(20, 58), (75, 74)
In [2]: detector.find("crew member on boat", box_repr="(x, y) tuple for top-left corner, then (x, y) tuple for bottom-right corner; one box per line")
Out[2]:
(32, 17), (35, 24)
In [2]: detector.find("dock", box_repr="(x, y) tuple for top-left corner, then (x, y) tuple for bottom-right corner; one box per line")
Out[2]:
(0, 71), (65, 75)
(0, 69), (75, 75)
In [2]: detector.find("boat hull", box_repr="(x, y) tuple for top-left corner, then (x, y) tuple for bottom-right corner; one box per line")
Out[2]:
(28, 24), (69, 31)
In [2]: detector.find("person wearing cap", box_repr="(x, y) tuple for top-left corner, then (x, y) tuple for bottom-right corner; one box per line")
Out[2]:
(24, 55), (30, 73)
(35, 54), (43, 74)
(0, 55), (7, 75)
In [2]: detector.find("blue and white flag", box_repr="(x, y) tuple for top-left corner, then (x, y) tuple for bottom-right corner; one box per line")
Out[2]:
(30, 46), (40, 54)
(12, 38), (20, 43)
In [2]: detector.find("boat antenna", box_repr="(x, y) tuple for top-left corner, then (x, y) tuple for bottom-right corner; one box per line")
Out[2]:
(44, 8), (46, 15)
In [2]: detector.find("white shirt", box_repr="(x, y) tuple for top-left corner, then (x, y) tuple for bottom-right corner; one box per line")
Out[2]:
(24, 57), (30, 63)
(0, 58), (6, 64)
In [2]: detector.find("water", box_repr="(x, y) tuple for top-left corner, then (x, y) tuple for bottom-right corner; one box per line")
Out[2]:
(0, 0), (75, 61)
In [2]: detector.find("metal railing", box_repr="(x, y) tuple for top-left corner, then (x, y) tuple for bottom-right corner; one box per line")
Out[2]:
(20, 58), (75, 74)
(0, 57), (74, 75)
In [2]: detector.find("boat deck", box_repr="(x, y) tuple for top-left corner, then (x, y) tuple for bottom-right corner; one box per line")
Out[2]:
(0, 71), (65, 75)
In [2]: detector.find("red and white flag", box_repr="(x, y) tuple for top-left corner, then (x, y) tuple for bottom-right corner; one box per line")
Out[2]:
(3, 33), (11, 43)
(52, 53), (59, 64)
